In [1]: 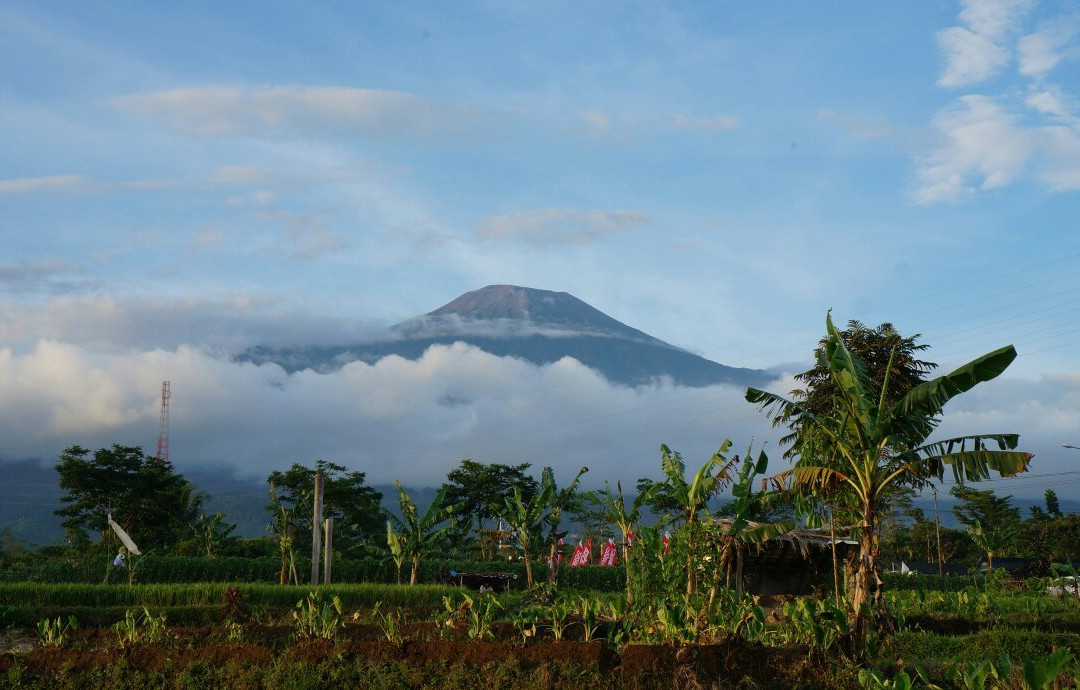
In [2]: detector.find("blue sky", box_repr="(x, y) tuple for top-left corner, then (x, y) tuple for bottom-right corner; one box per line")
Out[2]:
(1, 1), (1079, 494)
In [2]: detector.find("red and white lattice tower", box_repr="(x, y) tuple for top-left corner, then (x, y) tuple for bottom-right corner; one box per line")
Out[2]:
(155, 380), (171, 463)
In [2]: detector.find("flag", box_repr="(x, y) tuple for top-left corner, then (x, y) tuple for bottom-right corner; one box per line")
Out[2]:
(108, 514), (141, 555)
(569, 541), (586, 567)
(600, 538), (617, 566)
(662, 531), (670, 557)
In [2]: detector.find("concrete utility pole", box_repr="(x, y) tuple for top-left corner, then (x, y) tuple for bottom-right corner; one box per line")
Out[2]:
(323, 518), (333, 585)
(311, 468), (324, 585)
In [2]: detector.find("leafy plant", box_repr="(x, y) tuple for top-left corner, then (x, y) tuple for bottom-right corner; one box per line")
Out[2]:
(292, 590), (343, 639)
(370, 601), (406, 643)
(1022, 648), (1071, 690)
(113, 607), (167, 647)
(36, 615), (77, 648)
(467, 594), (502, 641)
(548, 600), (571, 641)
(575, 595), (602, 642)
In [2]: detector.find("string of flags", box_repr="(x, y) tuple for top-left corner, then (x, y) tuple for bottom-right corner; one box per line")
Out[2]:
(550, 531), (673, 567)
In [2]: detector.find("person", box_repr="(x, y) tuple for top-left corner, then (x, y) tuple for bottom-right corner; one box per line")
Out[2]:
(479, 583), (493, 594)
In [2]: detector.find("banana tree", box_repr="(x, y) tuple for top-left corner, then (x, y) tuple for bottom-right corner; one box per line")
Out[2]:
(388, 481), (456, 585)
(746, 313), (1032, 644)
(385, 520), (406, 585)
(501, 473), (556, 589)
(967, 520), (1019, 575)
(657, 442), (738, 596)
(587, 479), (658, 604)
(543, 466), (589, 585)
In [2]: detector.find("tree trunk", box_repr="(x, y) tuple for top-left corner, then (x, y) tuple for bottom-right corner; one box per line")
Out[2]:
(829, 502), (841, 608)
(622, 543), (632, 605)
(280, 545), (288, 585)
(851, 502), (882, 648)
(523, 546), (533, 588)
(735, 544), (745, 598)
(395, 562), (402, 585)
(548, 540), (558, 586)
(987, 552), (993, 575)
(410, 554), (419, 585)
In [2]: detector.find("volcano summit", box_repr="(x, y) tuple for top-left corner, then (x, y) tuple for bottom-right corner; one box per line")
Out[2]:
(239, 285), (767, 387)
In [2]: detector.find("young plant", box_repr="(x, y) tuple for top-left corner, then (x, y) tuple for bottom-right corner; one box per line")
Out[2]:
(467, 594), (503, 641)
(548, 600), (571, 641)
(113, 607), (167, 647)
(292, 591), (344, 640)
(575, 596), (601, 642)
(37, 616), (77, 648)
(1023, 648), (1072, 690)
(370, 602), (406, 643)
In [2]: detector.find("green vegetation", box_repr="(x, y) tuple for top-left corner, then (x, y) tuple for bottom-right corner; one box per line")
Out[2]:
(2, 313), (1065, 687)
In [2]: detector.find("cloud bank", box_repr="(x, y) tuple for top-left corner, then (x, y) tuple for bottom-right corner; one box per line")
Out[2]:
(0, 330), (1073, 496)
(0, 339), (785, 487)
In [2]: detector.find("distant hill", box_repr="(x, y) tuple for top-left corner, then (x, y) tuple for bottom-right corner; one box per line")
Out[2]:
(239, 285), (768, 388)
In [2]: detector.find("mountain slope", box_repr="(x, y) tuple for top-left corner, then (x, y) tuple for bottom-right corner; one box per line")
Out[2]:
(239, 285), (767, 387)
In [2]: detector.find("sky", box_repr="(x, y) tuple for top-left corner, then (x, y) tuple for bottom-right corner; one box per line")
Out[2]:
(1, 1), (1079, 498)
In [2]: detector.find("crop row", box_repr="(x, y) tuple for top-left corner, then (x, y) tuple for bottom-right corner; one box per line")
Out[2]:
(0, 582), (458, 609)
(1, 556), (625, 590)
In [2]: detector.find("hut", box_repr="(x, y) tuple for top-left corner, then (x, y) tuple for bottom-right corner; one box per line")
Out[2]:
(706, 519), (858, 596)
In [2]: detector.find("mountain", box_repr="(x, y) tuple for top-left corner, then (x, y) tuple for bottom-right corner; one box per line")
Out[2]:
(238, 285), (767, 387)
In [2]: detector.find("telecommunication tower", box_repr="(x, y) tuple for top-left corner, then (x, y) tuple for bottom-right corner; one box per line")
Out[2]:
(155, 380), (171, 463)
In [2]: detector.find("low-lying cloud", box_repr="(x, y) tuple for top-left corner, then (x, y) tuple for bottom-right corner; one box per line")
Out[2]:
(0, 339), (785, 487)
(0, 334), (1073, 496)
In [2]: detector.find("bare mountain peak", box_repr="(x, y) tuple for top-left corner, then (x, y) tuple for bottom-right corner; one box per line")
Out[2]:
(425, 285), (656, 342)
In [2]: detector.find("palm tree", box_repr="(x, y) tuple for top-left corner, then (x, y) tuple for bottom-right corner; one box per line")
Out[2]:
(388, 481), (455, 585)
(746, 313), (1032, 644)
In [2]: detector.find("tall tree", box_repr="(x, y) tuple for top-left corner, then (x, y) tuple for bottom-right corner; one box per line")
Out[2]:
(747, 313), (1032, 648)
(55, 444), (203, 553)
(778, 320), (935, 458)
(1045, 489), (1063, 519)
(440, 460), (538, 556)
(265, 460), (384, 556)
(950, 486), (1021, 532)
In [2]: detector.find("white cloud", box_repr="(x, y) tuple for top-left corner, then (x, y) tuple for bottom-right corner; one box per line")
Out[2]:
(0, 340), (781, 486)
(1018, 16), (1080, 78)
(937, 27), (1011, 87)
(109, 86), (480, 140)
(910, 96), (1035, 203)
(477, 208), (649, 247)
(0, 175), (96, 194)
(0, 295), (387, 353)
(937, 0), (1033, 88)
(958, 0), (1033, 40)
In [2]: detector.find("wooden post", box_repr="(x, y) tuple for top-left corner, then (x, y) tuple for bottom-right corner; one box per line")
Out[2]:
(323, 517), (333, 585)
(311, 468), (323, 586)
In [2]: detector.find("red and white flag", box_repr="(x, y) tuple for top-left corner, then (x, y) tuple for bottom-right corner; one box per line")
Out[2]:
(662, 531), (670, 557)
(599, 538), (617, 566)
(569, 541), (586, 567)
